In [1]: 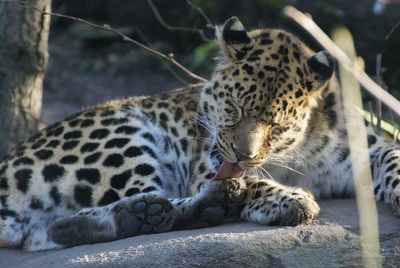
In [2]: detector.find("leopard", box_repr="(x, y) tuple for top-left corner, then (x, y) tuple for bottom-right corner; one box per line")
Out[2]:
(0, 17), (399, 251)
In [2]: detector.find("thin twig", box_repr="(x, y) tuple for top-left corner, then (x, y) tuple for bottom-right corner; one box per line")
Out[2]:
(133, 26), (151, 45)
(375, 54), (383, 133)
(164, 64), (190, 85)
(147, 0), (211, 42)
(385, 18), (400, 40)
(133, 26), (190, 83)
(184, 0), (213, 28)
(284, 6), (400, 118)
(5, 0), (207, 83)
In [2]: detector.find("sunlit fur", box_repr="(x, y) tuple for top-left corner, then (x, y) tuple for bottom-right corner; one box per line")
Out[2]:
(0, 18), (398, 251)
(201, 27), (330, 170)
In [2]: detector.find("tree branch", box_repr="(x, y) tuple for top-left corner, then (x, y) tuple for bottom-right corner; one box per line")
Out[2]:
(284, 6), (400, 118)
(133, 25), (191, 84)
(5, 0), (207, 83)
(147, 0), (212, 42)
(184, 0), (213, 29)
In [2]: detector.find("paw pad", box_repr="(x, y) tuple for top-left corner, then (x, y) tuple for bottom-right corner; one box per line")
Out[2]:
(114, 194), (175, 238)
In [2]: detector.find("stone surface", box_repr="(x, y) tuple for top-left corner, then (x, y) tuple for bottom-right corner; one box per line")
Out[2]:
(0, 199), (399, 268)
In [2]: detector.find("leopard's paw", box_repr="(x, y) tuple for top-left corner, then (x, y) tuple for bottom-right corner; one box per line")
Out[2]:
(278, 189), (320, 226)
(197, 178), (247, 225)
(241, 187), (320, 226)
(113, 194), (175, 238)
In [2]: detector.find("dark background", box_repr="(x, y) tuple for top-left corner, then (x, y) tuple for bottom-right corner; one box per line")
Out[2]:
(43, 0), (400, 123)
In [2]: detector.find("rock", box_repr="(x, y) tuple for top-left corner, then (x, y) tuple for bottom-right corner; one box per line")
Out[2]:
(0, 199), (398, 268)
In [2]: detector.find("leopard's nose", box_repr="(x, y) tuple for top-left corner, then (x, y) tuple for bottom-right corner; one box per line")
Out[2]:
(231, 143), (256, 161)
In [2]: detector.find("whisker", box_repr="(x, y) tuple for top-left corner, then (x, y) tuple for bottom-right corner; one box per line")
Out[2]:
(251, 168), (261, 198)
(253, 167), (264, 180)
(185, 135), (214, 142)
(185, 105), (217, 137)
(266, 162), (305, 176)
(194, 119), (216, 136)
(187, 147), (219, 161)
(258, 166), (275, 181)
(267, 153), (303, 165)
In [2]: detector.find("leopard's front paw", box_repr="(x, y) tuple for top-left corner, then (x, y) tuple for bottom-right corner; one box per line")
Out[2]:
(278, 190), (320, 226)
(241, 187), (320, 226)
(197, 178), (247, 225)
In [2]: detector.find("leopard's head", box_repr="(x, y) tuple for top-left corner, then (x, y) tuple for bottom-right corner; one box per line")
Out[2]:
(200, 17), (335, 169)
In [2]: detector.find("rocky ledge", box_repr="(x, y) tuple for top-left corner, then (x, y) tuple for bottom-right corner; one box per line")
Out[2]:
(0, 199), (399, 268)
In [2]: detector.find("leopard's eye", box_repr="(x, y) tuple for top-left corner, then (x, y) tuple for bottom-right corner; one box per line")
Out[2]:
(220, 106), (242, 128)
(221, 122), (237, 129)
(270, 124), (285, 136)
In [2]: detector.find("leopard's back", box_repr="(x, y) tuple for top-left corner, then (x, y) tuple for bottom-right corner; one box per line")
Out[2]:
(0, 85), (208, 215)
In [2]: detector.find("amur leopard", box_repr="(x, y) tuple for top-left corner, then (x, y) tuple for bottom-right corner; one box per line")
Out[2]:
(0, 17), (399, 251)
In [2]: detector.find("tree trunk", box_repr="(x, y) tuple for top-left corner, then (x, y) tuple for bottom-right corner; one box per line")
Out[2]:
(0, 0), (51, 157)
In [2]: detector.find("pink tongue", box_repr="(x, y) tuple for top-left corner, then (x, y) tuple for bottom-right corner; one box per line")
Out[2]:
(213, 160), (245, 180)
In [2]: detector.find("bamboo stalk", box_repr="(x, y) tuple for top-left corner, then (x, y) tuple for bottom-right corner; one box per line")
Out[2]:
(334, 27), (381, 268)
(284, 6), (400, 118)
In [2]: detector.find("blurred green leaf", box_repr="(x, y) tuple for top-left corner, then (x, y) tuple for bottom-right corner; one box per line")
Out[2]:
(314, 0), (345, 18)
(190, 41), (218, 71)
(190, 0), (217, 11)
(257, 0), (287, 11)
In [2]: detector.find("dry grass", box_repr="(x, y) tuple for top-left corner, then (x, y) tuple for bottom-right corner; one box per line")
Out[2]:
(283, 6), (392, 267)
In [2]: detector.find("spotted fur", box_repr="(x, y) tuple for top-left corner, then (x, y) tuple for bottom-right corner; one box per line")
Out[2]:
(0, 17), (399, 251)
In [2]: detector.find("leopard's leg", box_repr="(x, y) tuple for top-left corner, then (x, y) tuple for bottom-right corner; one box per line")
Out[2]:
(369, 139), (400, 216)
(48, 178), (246, 247)
(0, 211), (25, 248)
(0, 209), (69, 251)
(48, 192), (175, 247)
(240, 175), (320, 226)
(22, 221), (64, 251)
(171, 177), (247, 229)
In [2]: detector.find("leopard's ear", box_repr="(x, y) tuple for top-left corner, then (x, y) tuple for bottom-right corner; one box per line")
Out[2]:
(217, 17), (252, 61)
(307, 50), (335, 89)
